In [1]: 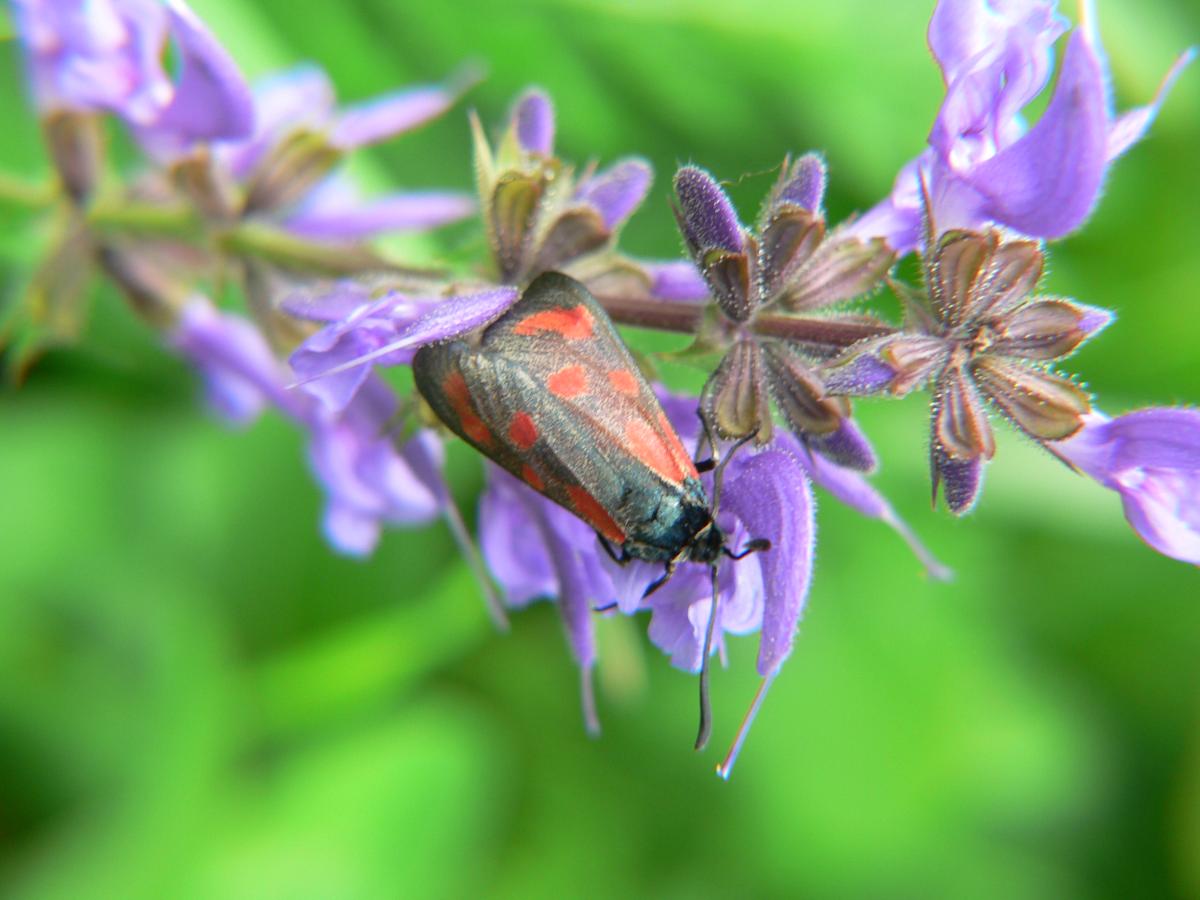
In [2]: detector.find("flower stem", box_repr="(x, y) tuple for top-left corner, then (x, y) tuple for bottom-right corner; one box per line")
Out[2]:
(0, 170), (55, 209)
(595, 292), (893, 351)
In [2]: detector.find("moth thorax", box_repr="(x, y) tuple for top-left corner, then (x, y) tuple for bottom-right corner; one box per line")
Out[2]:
(688, 520), (725, 565)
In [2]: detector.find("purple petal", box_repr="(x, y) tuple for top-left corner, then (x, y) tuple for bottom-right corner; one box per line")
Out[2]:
(966, 31), (1108, 239)
(934, 452), (984, 514)
(846, 154), (925, 254)
(330, 84), (454, 149)
(928, 0), (1065, 93)
(513, 89), (554, 154)
(1076, 301), (1115, 341)
(805, 419), (878, 473)
(290, 287), (519, 395)
(480, 469), (558, 607)
(673, 166), (744, 254)
(218, 65), (337, 179)
(1107, 47), (1196, 160)
(574, 158), (652, 230)
(789, 438), (952, 581)
(822, 349), (899, 396)
(776, 153), (826, 212)
(1055, 411), (1200, 564)
(646, 548), (764, 672)
(171, 296), (307, 423)
(150, 0), (254, 143)
(722, 450), (815, 677)
(646, 260), (711, 302)
(281, 280), (377, 323)
(929, 0), (1066, 168)
(284, 179), (476, 240)
(1056, 410), (1200, 481)
(306, 380), (444, 556)
(11, 0), (172, 122)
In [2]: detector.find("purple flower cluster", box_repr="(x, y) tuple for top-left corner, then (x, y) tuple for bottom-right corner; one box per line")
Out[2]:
(6, 0), (1197, 775)
(853, 0), (1195, 253)
(170, 295), (448, 556)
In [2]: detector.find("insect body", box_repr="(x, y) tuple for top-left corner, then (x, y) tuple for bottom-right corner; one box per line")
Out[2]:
(414, 271), (767, 750)
(414, 271), (725, 570)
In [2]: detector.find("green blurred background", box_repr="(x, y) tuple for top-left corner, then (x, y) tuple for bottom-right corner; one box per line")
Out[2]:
(1, 1), (1199, 897)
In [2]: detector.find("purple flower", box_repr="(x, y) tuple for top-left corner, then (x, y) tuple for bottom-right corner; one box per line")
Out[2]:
(854, 0), (1194, 253)
(222, 64), (472, 235)
(475, 89), (653, 283)
(307, 376), (445, 556)
(287, 284), (520, 412)
(170, 296), (449, 556)
(480, 466), (610, 733)
(472, 384), (816, 745)
(670, 163), (893, 470)
(1051, 410), (1200, 565)
(830, 228), (1111, 513)
(12, 0), (253, 143)
(171, 294), (306, 424)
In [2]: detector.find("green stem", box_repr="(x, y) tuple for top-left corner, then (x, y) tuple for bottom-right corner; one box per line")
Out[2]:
(86, 200), (203, 239)
(0, 170), (55, 209)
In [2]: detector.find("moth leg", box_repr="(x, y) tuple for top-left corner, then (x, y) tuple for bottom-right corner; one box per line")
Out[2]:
(596, 533), (629, 565)
(723, 537), (772, 560)
(641, 560), (678, 598)
(593, 601), (619, 613)
(711, 433), (755, 517)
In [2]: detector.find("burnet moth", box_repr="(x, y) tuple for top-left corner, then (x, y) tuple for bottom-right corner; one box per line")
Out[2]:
(412, 271), (768, 750)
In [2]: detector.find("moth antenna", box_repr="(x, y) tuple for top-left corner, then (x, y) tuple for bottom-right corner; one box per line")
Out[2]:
(715, 673), (777, 780)
(694, 564), (721, 751)
(442, 496), (510, 631)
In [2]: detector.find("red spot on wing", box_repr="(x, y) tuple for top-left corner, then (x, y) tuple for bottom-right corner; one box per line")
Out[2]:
(658, 411), (700, 479)
(521, 464), (544, 491)
(624, 417), (695, 484)
(512, 305), (594, 340)
(567, 485), (625, 543)
(509, 411), (539, 450)
(442, 371), (492, 446)
(547, 365), (588, 398)
(607, 369), (640, 396)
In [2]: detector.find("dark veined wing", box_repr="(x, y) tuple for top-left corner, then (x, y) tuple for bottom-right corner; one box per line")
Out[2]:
(477, 272), (700, 491)
(413, 272), (705, 553)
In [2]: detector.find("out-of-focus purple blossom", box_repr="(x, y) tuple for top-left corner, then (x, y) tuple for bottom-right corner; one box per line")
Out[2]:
(853, 0), (1194, 253)
(574, 160), (653, 231)
(136, 0), (254, 154)
(219, 64), (471, 237)
(12, 0), (253, 147)
(287, 285), (519, 412)
(777, 434), (953, 581)
(282, 175), (476, 241)
(480, 466), (608, 732)
(170, 295), (449, 556)
(512, 89), (555, 155)
(1052, 410), (1200, 565)
(645, 260), (710, 301)
(171, 294), (306, 423)
(308, 376), (445, 556)
(12, 0), (170, 123)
